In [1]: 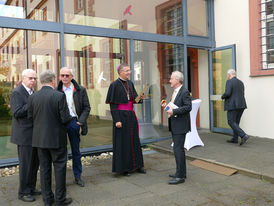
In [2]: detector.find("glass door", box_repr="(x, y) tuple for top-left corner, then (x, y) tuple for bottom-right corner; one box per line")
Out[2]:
(209, 45), (236, 133)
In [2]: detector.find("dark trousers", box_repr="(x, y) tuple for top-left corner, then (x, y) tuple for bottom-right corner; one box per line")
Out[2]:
(172, 133), (186, 178)
(37, 147), (67, 204)
(17, 145), (39, 196)
(227, 109), (246, 140)
(67, 119), (82, 179)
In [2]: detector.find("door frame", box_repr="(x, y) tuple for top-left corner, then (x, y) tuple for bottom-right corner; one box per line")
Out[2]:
(209, 44), (236, 134)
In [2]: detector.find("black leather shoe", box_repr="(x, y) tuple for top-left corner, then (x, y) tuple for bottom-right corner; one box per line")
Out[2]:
(240, 135), (249, 146)
(169, 174), (186, 179)
(169, 174), (176, 178)
(56, 197), (73, 206)
(168, 178), (185, 185)
(18, 194), (35, 202)
(123, 172), (131, 176)
(227, 138), (238, 143)
(75, 178), (85, 187)
(31, 189), (42, 195)
(137, 168), (146, 174)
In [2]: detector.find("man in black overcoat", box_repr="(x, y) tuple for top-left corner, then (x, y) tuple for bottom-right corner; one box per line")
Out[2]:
(28, 70), (72, 206)
(165, 71), (192, 185)
(222, 69), (249, 146)
(105, 63), (146, 176)
(10, 68), (41, 202)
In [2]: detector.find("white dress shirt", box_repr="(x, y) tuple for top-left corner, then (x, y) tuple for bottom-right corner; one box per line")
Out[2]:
(63, 84), (77, 117)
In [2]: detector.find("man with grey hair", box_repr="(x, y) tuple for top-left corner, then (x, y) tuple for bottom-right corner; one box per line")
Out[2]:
(165, 71), (192, 184)
(57, 67), (90, 187)
(222, 69), (249, 146)
(10, 68), (40, 202)
(28, 70), (73, 206)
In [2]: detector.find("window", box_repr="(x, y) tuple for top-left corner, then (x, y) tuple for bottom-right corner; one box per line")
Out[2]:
(261, 0), (274, 69)
(249, 0), (274, 76)
(74, 0), (84, 13)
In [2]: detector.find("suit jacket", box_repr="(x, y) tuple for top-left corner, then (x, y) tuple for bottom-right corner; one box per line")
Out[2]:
(28, 86), (72, 149)
(10, 84), (33, 146)
(57, 79), (91, 135)
(168, 86), (192, 134)
(221, 77), (247, 111)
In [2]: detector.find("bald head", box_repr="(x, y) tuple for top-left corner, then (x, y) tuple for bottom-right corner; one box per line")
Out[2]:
(60, 67), (74, 87)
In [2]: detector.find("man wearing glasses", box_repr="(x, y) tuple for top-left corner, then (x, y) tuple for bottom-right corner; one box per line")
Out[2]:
(57, 67), (91, 187)
(10, 69), (41, 202)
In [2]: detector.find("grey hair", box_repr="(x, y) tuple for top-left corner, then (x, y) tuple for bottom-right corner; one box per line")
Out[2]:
(22, 69), (36, 77)
(60, 67), (74, 76)
(117, 63), (129, 74)
(172, 71), (184, 84)
(227, 69), (236, 76)
(40, 70), (56, 84)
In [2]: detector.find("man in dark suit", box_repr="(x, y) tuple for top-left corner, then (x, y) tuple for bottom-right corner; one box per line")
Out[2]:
(10, 69), (41, 202)
(28, 70), (72, 206)
(165, 71), (192, 185)
(222, 69), (249, 146)
(57, 67), (90, 187)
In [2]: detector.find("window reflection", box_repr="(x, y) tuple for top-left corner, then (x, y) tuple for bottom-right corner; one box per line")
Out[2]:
(0, 0), (59, 21)
(134, 41), (184, 136)
(64, 0), (183, 36)
(187, 0), (208, 36)
(64, 34), (129, 147)
(0, 27), (60, 160)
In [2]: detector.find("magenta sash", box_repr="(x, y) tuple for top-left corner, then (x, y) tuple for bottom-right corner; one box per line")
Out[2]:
(117, 101), (133, 111)
(117, 101), (139, 131)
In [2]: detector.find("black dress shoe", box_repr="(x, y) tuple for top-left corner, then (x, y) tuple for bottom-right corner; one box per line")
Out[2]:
(31, 189), (42, 195)
(169, 174), (176, 178)
(240, 135), (249, 146)
(18, 194), (35, 202)
(137, 168), (146, 174)
(169, 174), (186, 179)
(56, 197), (73, 206)
(168, 178), (185, 185)
(226, 138), (238, 143)
(123, 172), (131, 176)
(75, 177), (85, 187)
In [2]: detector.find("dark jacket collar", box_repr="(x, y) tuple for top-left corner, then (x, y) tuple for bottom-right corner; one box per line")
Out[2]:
(57, 79), (80, 91)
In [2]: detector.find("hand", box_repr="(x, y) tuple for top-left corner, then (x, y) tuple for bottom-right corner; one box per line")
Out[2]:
(140, 93), (145, 100)
(116, 122), (122, 128)
(161, 100), (166, 107)
(166, 108), (173, 116)
(77, 121), (82, 125)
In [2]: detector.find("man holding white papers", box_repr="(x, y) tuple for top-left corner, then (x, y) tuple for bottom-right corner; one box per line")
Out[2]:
(165, 71), (192, 185)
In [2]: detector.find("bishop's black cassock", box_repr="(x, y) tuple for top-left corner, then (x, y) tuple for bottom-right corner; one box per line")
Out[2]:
(106, 78), (144, 173)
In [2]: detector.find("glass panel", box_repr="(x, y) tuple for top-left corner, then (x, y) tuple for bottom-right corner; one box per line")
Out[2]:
(212, 48), (232, 129)
(0, 28), (26, 160)
(0, 0), (59, 21)
(266, 0), (273, 16)
(65, 34), (129, 148)
(28, 30), (60, 88)
(134, 41), (184, 139)
(0, 28), (59, 160)
(63, 0), (183, 36)
(187, 0), (208, 36)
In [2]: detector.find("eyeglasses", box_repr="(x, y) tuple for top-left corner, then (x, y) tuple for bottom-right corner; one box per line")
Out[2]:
(26, 77), (37, 80)
(60, 74), (70, 78)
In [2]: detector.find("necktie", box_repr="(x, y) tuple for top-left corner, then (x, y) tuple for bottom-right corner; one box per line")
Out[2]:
(29, 89), (33, 95)
(171, 90), (177, 103)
